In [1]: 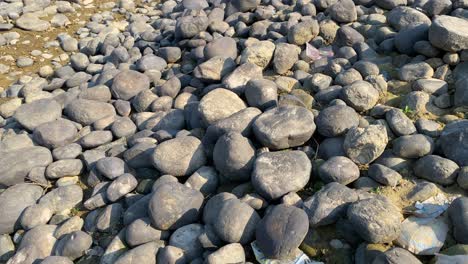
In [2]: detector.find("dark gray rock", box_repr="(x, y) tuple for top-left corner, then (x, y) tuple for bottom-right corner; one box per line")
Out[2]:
(253, 105), (315, 150)
(96, 203), (123, 232)
(439, 120), (468, 166)
(256, 205), (308, 259)
(79, 130), (113, 149)
(328, 0), (357, 23)
(413, 155), (459, 185)
(175, 15), (209, 39)
(372, 247), (422, 264)
(252, 151), (311, 200)
(126, 217), (169, 247)
(212, 198), (260, 244)
(316, 105), (359, 137)
(387, 7), (431, 31)
(15, 225), (57, 262)
(124, 142), (156, 169)
(398, 62), (434, 82)
(273, 43), (299, 74)
(244, 79), (277, 110)
(96, 157), (127, 180)
(385, 109), (417, 136)
(375, 0), (407, 9)
(213, 132), (255, 182)
(54, 231), (92, 260)
(157, 246), (186, 264)
(347, 197), (403, 243)
(394, 23), (429, 55)
(0, 184), (43, 234)
(14, 99), (62, 131)
(457, 167), (468, 190)
(367, 164), (402, 187)
(448, 197), (468, 244)
(149, 182), (204, 230)
(334, 25), (365, 47)
(169, 224), (204, 261)
(392, 134), (434, 158)
(303, 182), (358, 227)
(152, 136), (206, 177)
(39, 184), (83, 213)
(318, 156), (360, 185)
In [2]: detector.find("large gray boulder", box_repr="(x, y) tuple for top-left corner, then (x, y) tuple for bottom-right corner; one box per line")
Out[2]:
(344, 125), (388, 165)
(65, 99), (116, 125)
(111, 70), (150, 100)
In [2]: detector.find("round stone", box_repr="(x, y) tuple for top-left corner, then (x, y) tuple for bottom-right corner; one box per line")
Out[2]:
(198, 88), (247, 126)
(318, 156), (360, 185)
(111, 70), (150, 100)
(316, 105), (360, 137)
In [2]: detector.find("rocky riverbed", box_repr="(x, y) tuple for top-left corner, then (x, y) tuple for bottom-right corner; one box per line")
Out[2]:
(0, 0), (468, 263)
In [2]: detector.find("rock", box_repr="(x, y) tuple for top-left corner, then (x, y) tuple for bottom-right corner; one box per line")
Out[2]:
(341, 81), (380, 112)
(448, 197), (468, 244)
(158, 47), (181, 63)
(175, 15), (209, 39)
(256, 205), (308, 259)
(244, 79), (278, 110)
(115, 241), (164, 264)
(213, 132), (255, 182)
(273, 43), (299, 74)
(413, 78), (448, 96)
(54, 231), (92, 260)
(39, 185), (83, 213)
(457, 167), (468, 190)
(185, 166), (218, 195)
(0, 184), (43, 234)
(33, 119), (77, 149)
(373, 247), (422, 264)
(106, 173), (138, 202)
(16, 225), (57, 262)
(288, 20), (319, 46)
(95, 157), (127, 180)
(347, 197), (403, 243)
(15, 13), (50, 31)
(387, 7), (431, 31)
(212, 198), (260, 244)
(413, 155), (459, 185)
(96, 203), (123, 232)
(375, 0), (407, 9)
(223, 63), (263, 95)
(0, 147), (52, 186)
(335, 25), (365, 47)
(194, 56), (236, 82)
(126, 218), (169, 247)
(399, 62), (434, 82)
(318, 156), (360, 185)
(392, 134), (434, 158)
(253, 106), (315, 150)
(429, 15), (468, 52)
(240, 41), (276, 69)
(111, 70), (150, 100)
(41, 256), (73, 264)
(385, 109), (416, 136)
(368, 164), (401, 187)
(169, 224), (204, 261)
(65, 99), (115, 125)
(344, 125), (388, 165)
(157, 246), (186, 264)
(439, 120), (468, 166)
(328, 0), (357, 23)
(14, 99), (62, 131)
(303, 182), (358, 227)
(124, 142), (156, 169)
(45, 159), (83, 179)
(149, 182), (204, 230)
(136, 55), (167, 72)
(316, 105), (360, 137)
(152, 136), (206, 177)
(0, 234), (14, 261)
(79, 130), (113, 149)
(204, 37), (237, 60)
(206, 243), (245, 264)
(252, 151), (311, 200)
(198, 88), (246, 126)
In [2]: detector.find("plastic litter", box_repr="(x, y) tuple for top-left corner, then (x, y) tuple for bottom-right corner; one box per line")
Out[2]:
(412, 193), (455, 218)
(251, 241), (323, 264)
(396, 216), (449, 255)
(306, 43), (334, 61)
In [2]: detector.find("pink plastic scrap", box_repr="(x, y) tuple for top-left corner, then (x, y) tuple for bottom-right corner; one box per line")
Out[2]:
(306, 43), (334, 61)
